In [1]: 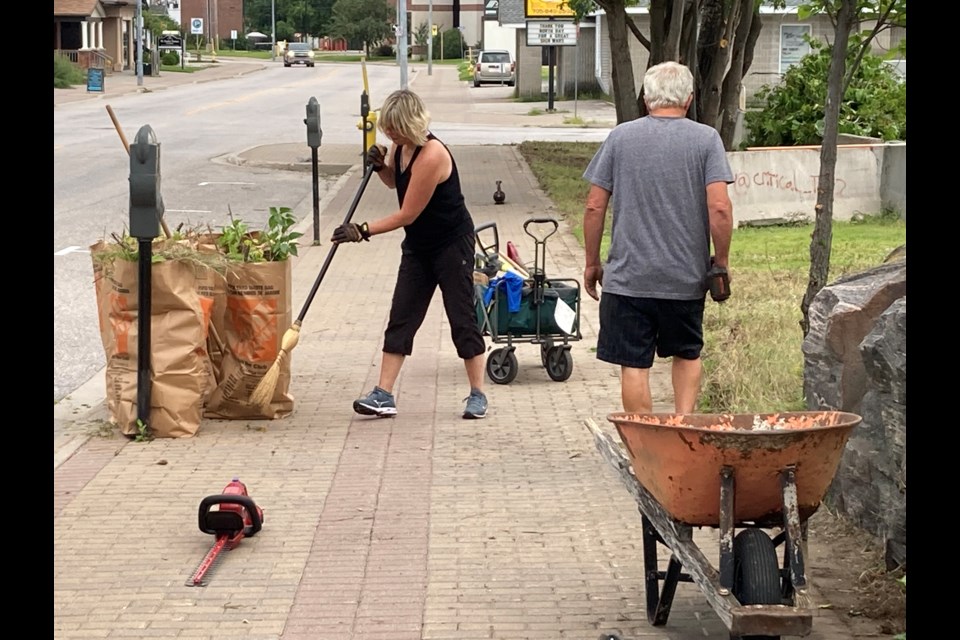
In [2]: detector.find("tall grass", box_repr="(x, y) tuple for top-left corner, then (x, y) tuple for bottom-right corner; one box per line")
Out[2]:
(516, 141), (906, 413)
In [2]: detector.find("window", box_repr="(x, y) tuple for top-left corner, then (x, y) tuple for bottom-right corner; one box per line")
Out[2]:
(779, 24), (811, 75)
(482, 52), (510, 64)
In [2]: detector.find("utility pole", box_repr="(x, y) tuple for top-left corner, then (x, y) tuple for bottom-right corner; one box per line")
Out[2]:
(135, 0), (143, 85)
(271, 0), (276, 62)
(427, 0), (433, 76)
(398, 0), (408, 89)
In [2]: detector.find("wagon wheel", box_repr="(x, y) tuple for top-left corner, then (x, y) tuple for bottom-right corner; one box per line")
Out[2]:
(539, 338), (554, 367)
(545, 346), (573, 382)
(486, 348), (518, 384)
(731, 529), (782, 640)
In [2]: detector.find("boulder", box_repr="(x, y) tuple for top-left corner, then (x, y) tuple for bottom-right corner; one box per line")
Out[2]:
(802, 259), (906, 570)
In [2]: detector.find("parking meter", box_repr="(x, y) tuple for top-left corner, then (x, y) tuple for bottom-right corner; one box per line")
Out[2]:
(304, 97), (322, 149)
(129, 125), (163, 239)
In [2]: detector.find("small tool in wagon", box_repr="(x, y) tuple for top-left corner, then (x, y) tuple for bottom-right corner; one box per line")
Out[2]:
(186, 477), (264, 587)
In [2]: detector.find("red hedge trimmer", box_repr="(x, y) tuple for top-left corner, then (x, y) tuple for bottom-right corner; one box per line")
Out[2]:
(186, 478), (264, 587)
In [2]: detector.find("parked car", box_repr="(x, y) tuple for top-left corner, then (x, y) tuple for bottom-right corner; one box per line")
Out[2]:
(474, 50), (515, 87)
(284, 42), (315, 67)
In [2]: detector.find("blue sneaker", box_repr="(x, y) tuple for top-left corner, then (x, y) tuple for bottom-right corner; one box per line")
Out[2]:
(462, 388), (488, 419)
(353, 386), (397, 417)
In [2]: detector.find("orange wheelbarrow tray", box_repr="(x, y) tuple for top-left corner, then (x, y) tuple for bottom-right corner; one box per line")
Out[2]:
(585, 411), (861, 640)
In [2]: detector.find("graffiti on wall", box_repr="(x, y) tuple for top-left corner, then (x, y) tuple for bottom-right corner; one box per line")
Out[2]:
(732, 170), (847, 197)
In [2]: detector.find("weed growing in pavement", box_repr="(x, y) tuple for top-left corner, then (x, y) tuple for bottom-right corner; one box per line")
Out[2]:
(134, 419), (152, 443)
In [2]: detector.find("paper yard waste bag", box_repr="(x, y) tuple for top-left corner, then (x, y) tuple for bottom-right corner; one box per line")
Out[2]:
(204, 259), (294, 419)
(91, 241), (209, 438)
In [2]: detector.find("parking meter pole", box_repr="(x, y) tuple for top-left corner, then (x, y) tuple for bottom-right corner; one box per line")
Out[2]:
(129, 125), (163, 431)
(304, 97), (323, 245)
(547, 46), (556, 113)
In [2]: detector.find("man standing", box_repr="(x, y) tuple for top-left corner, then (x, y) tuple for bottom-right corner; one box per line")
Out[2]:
(581, 61), (734, 414)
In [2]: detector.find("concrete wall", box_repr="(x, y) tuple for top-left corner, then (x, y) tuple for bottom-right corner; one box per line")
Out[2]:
(880, 143), (906, 220)
(727, 145), (909, 225)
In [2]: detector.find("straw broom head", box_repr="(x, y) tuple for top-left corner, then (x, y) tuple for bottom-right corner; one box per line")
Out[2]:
(249, 320), (302, 407)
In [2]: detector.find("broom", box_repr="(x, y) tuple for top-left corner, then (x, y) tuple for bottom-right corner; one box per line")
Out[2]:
(249, 163), (377, 407)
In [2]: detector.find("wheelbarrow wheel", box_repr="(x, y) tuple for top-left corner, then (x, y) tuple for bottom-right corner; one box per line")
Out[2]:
(486, 348), (518, 384)
(732, 528), (782, 640)
(545, 346), (573, 382)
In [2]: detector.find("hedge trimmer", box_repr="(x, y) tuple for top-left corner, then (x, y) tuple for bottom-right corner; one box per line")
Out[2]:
(186, 478), (264, 587)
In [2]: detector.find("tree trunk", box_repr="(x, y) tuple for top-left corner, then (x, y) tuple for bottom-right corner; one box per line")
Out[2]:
(800, 0), (857, 336)
(698, 0), (741, 130)
(681, 2), (698, 121)
(602, 5), (641, 123)
(663, 0), (685, 60)
(718, 0), (756, 149)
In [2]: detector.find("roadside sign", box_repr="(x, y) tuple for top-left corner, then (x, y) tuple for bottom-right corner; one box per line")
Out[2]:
(190, 18), (203, 35)
(526, 20), (577, 46)
(230, 30), (237, 40)
(158, 33), (183, 49)
(86, 68), (104, 93)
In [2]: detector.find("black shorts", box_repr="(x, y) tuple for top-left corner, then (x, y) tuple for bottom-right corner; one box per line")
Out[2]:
(383, 233), (485, 359)
(596, 293), (705, 368)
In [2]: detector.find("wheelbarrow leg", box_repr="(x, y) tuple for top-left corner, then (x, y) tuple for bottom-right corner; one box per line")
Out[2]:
(719, 466), (736, 593)
(641, 512), (689, 626)
(779, 467), (808, 595)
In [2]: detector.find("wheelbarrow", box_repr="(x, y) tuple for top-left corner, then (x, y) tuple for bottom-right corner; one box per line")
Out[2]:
(584, 411), (861, 640)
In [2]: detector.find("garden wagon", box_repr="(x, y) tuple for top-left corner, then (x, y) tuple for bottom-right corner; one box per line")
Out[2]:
(585, 410), (861, 640)
(474, 218), (582, 384)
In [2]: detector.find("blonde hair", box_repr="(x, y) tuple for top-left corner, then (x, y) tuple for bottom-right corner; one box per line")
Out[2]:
(377, 90), (431, 146)
(643, 61), (694, 111)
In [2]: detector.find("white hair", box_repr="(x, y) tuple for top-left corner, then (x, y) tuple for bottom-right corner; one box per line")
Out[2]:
(643, 62), (694, 110)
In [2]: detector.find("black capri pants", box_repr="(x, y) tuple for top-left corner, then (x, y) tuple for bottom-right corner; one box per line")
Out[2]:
(383, 232), (486, 360)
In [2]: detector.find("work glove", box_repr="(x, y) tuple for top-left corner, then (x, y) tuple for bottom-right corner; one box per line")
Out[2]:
(331, 222), (370, 244)
(367, 144), (388, 173)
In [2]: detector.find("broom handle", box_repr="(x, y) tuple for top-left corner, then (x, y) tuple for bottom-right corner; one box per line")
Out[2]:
(295, 163), (376, 324)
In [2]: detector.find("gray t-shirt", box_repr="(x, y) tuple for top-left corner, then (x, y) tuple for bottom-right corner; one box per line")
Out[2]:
(583, 115), (733, 300)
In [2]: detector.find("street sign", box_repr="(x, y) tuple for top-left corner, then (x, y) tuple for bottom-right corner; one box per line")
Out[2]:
(484, 0), (498, 18)
(158, 33), (183, 49)
(526, 20), (577, 46)
(432, 24), (438, 36)
(190, 18), (203, 35)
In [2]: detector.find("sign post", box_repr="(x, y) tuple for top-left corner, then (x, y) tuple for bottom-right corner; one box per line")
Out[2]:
(190, 17), (203, 60)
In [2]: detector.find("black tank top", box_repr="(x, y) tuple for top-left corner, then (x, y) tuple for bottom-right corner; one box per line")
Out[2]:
(394, 133), (475, 254)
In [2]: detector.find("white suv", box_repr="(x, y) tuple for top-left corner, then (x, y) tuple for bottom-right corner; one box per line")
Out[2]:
(473, 50), (515, 87)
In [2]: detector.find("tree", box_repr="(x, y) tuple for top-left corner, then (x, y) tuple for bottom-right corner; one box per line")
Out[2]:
(567, 0), (783, 149)
(243, 0), (337, 38)
(744, 40), (906, 147)
(328, 0), (393, 56)
(797, 0), (906, 336)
